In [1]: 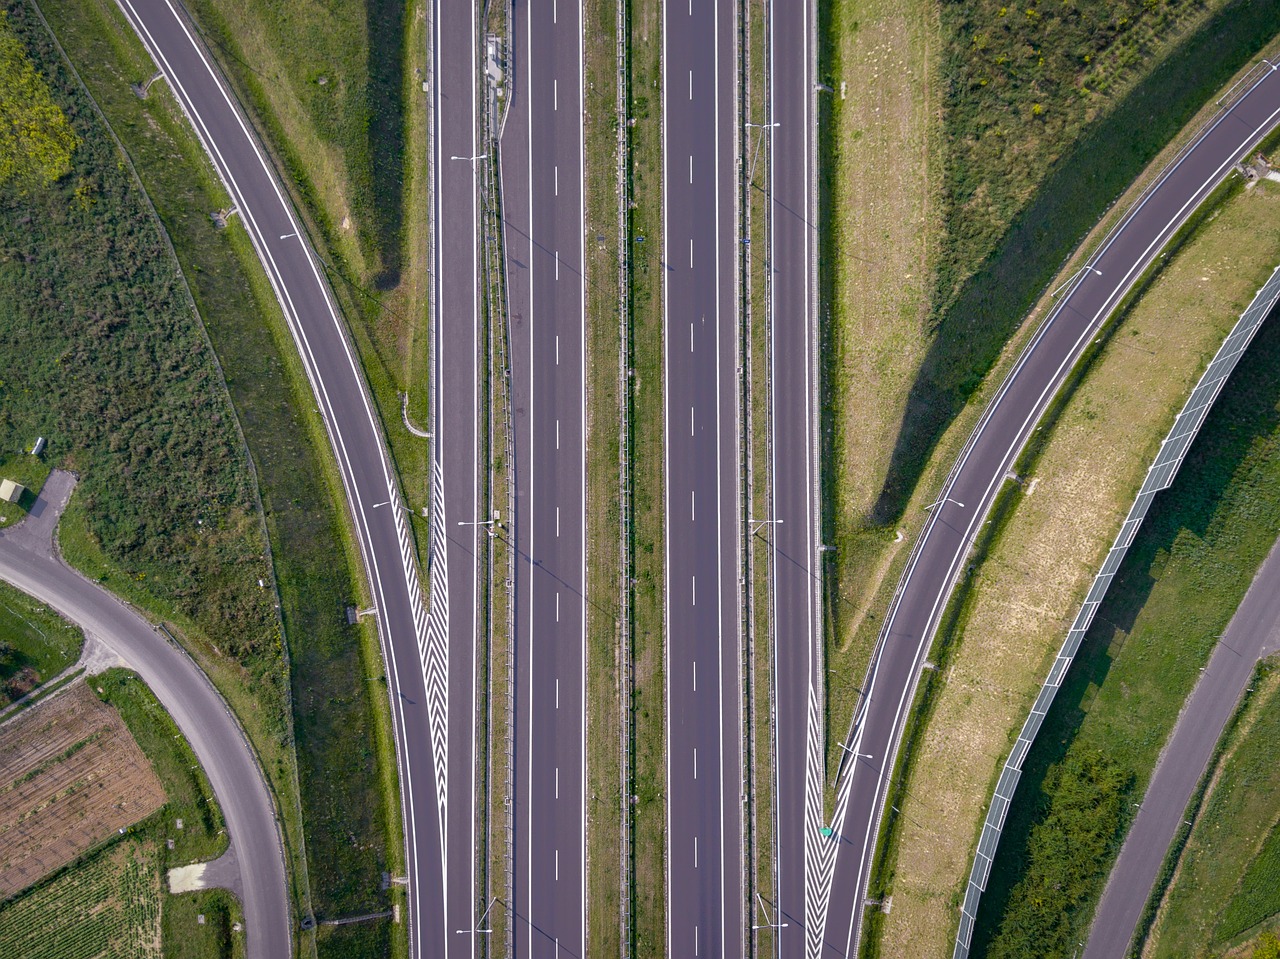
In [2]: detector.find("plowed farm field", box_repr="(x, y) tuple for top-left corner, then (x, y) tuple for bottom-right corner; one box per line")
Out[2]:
(0, 682), (166, 898)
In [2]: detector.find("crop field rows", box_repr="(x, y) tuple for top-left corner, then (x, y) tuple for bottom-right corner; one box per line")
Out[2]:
(0, 683), (165, 898)
(0, 840), (162, 959)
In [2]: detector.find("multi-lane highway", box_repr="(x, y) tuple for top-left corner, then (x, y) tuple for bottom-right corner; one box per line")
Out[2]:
(500, 0), (589, 952)
(819, 61), (1280, 958)
(115, 2), (450, 956)
(428, 0), (484, 947)
(766, 0), (825, 952)
(663, 1), (745, 955)
(1084, 533), (1280, 958)
(0, 471), (289, 959)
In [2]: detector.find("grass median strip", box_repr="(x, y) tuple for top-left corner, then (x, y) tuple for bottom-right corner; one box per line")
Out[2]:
(865, 164), (1280, 956)
(627, 0), (666, 949)
(583, 0), (625, 952)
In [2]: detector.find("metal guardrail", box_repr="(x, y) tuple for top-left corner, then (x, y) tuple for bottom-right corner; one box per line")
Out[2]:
(953, 261), (1280, 958)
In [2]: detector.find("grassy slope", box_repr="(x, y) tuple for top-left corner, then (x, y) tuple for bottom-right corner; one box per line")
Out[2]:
(0, 578), (83, 703)
(36, 1), (407, 954)
(969, 197), (1280, 956)
(1143, 662), (1280, 958)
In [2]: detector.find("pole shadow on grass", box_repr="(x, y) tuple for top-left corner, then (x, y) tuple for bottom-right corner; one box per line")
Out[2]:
(967, 301), (1280, 957)
(863, 0), (1280, 529)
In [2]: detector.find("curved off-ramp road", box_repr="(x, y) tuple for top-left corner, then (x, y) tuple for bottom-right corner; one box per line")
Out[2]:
(1083, 534), (1280, 958)
(0, 471), (290, 959)
(820, 61), (1280, 958)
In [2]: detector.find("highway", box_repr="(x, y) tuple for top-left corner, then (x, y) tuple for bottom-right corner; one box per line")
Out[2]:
(428, 0), (484, 947)
(662, 0), (745, 955)
(818, 61), (1280, 959)
(500, 0), (589, 953)
(115, 2), (449, 956)
(765, 0), (825, 953)
(1084, 534), (1280, 958)
(0, 471), (290, 959)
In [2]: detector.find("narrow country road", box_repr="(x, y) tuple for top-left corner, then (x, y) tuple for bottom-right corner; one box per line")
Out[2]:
(0, 471), (291, 959)
(1084, 534), (1280, 958)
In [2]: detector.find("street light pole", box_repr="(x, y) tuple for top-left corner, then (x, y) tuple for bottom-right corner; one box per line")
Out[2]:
(1050, 264), (1103, 299)
(922, 496), (965, 512)
(458, 518), (499, 537)
(750, 517), (783, 536)
(454, 897), (497, 935)
(751, 893), (789, 931)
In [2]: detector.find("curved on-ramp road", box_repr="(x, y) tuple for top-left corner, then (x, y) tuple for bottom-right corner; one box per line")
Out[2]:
(0, 471), (291, 959)
(113, 2), (453, 956)
(819, 61), (1280, 958)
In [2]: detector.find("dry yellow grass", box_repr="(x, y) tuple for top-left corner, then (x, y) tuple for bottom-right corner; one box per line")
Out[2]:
(877, 180), (1280, 956)
(827, 0), (941, 538)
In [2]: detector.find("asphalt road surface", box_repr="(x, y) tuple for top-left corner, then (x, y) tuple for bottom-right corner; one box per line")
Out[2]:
(663, 1), (745, 955)
(1083, 534), (1280, 958)
(429, 0), (484, 947)
(765, 0), (825, 953)
(116, 2), (448, 955)
(501, 0), (589, 953)
(820, 61), (1280, 959)
(0, 471), (290, 959)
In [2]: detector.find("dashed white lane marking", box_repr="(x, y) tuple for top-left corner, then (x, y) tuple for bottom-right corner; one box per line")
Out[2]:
(689, 69), (693, 100)
(555, 250), (560, 281)
(693, 660), (697, 692)
(695, 835), (699, 868)
(555, 849), (559, 881)
(556, 678), (560, 709)
(557, 506), (561, 537)
(556, 419), (560, 449)
(690, 237), (694, 268)
(691, 489), (696, 522)
(556, 591), (560, 622)
(689, 154), (693, 184)
(693, 746), (698, 780)
(690, 406), (694, 436)
(553, 0), (557, 23)
(556, 766), (559, 799)
(556, 334), (560, 365)
(691, 575), (696, 607)
(555, 165), (559, 196)
(554, 78), (558, 110)
(690, 321), (694, 353)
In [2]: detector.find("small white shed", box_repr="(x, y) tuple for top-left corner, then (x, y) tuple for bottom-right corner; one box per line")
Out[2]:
(0, 479), (25, 504)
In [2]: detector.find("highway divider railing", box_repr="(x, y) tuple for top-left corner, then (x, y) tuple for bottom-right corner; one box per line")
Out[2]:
(953, 261), (1280, 958)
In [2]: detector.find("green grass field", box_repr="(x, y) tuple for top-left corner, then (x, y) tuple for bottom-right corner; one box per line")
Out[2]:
(972, 281), (1280, 957)
(0, 579), (82, 705)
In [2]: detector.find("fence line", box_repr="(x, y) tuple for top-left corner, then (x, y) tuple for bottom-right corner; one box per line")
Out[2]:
(953, 261), (1280, 958)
